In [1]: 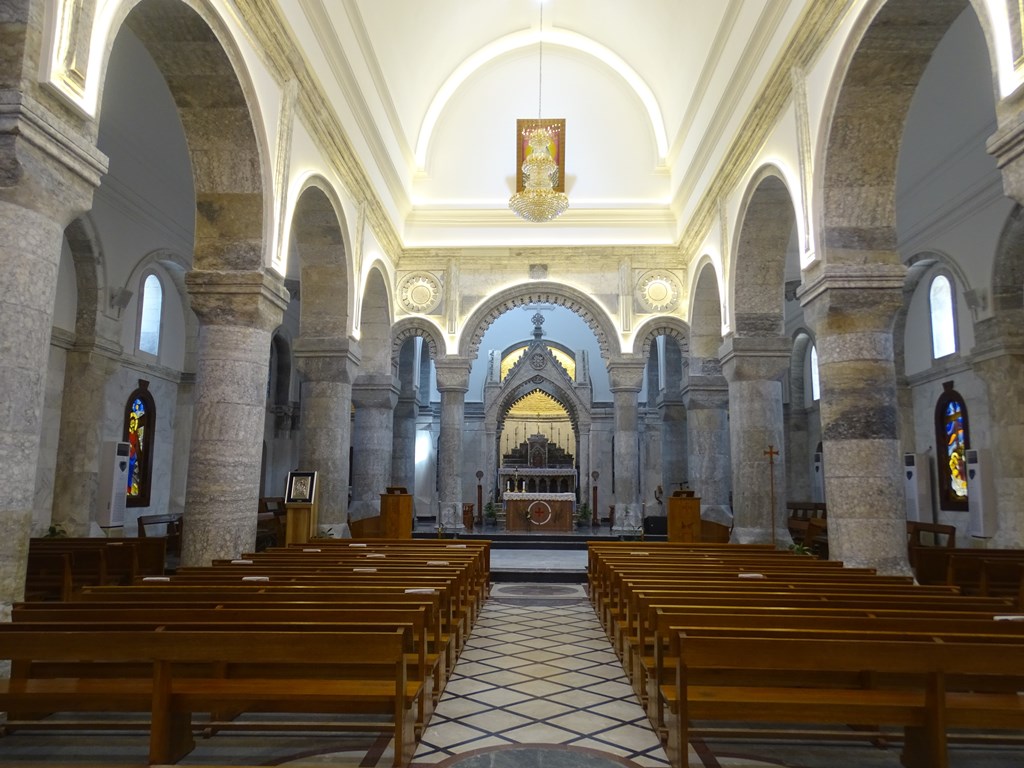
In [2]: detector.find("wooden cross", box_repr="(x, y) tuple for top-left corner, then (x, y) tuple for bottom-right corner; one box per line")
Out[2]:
(764, 445), (779, 546)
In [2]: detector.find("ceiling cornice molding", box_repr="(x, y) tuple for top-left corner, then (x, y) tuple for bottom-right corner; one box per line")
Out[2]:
(234, 0), (404, 259)
(671, 0), (791, 223)
(677, 0), (852, 259)
(666, 0), (744, 166)
(399, 244), (680, 264)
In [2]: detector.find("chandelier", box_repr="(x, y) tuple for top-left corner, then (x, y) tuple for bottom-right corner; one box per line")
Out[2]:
(509, 2), (568, 223)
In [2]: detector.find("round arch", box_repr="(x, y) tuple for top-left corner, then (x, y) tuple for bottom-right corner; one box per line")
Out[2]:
(102, 0), (271, 273)
(689, 261), (725, 361)
(815, 0), (997, 269)
(459, 281), (620, 361)
(633, 316), (690, 360)
(291, 180), (352, 339)
(992, 204), (1024, 314)
(358, 262), (395, 375)
(730, 166), (797, 337)
(392, 316), (446, 361)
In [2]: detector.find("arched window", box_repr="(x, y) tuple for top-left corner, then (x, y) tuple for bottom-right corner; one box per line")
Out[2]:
(809, 345), (820, 402)
(138, 272), (163, 356)
(123, 380), (156, 508)
(934, 381), (969, 512)
(929, 274), (957, 359)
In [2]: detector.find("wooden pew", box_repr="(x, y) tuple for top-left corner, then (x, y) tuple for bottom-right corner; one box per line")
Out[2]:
(0, 628), (420, 767)
(661, 633), (1024, 768)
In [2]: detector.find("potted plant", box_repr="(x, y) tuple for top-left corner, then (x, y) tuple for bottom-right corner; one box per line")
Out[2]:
(575, 502), (591, 529)
(483, 501), (497, 529)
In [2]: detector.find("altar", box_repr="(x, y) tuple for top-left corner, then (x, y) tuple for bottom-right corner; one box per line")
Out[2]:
(503, 493), (575, 532)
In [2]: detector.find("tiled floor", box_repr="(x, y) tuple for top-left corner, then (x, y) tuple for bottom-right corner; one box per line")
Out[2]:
(413, 584), (668, 767)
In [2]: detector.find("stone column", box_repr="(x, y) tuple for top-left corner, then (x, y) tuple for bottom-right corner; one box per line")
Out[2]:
(349, 375), (399, 522)
(0, 95), (106, 617)
(50, 340), (122, 534)
(720, 337), (791, 545)
(801, 266), (911, 574)
(683, 364), (732, 526)
(577, 423), (591, 511)
(659, 393), (687, 495)
(181, 271), (289, 565)
(391, 341), (419, 498)
(435, 358), (471, 531)
(295, 338), (360, 533)
(971, 313), (1024, 547)
(608, 359), (645, 527)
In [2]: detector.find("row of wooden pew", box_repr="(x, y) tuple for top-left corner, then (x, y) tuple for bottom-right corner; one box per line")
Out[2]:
(25, 536), (169, 600)
(2, 537), (490, 767)
(588, 540), (1024, 768)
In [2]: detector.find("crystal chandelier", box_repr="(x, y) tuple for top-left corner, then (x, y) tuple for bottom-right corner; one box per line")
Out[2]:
(509, 2), (568, 223)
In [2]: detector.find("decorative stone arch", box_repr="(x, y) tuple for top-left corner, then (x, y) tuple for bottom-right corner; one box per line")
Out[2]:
(731, 166), (797, 337)
(105, 0), (271, 272)
(291, 178), (353, 339)
(391, 317), (444, 362)
(815, 0), (996, 269)
(634, 316), (690, 360)
(458, 281), (619, 361)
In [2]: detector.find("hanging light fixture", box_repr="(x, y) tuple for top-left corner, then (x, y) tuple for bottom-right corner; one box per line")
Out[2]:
(509, 1), (568, 223)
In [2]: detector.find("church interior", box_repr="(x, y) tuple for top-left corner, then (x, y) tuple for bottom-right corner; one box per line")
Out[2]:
(2, 1), (1024, 766)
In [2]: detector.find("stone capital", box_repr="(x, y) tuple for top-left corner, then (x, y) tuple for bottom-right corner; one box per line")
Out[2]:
(718, 336), (791, 383)
(185, 270), (290, 331)
(294, 337), (361, 383)
(0, 93), (107, 224)
(433, 356), (472, 393)
(606, 357), (646, 392)
(352, 374), (400, 409)
(798, 264), (906, 335)
(988, 109), (1024, 204)
(971, 312), (1024, 365)
(683, 375), (729, 410)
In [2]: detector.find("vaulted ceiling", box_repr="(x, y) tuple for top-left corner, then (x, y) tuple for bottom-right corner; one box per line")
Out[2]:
(277, 0), (807, 248)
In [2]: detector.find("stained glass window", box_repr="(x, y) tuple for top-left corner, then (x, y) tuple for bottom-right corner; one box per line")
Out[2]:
(124, 381), (155, 508)
(934, 382), (969, 511)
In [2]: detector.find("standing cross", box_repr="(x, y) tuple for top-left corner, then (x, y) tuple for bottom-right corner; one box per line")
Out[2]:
(764, 445), (779, 546)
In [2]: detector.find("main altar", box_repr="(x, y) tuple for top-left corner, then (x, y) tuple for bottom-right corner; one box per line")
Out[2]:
(499, 434), (577, 532)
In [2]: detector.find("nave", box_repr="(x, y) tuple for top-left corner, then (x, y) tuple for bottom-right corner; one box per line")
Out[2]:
(1, 577), (1022, 768)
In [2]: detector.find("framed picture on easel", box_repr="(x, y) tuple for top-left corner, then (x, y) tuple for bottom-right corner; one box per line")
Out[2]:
(285, 470), (317, 504)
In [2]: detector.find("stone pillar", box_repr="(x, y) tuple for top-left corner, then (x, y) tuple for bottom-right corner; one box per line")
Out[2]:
(608, 360), (645, 527)
(295, 338), (360, 532)
(659, 393), (687, 496)
(971, 313), (1024, 547)
(0, 94), (106, 617)
(801, 266), (911, 574)
(683, 364), (732, 526)
(169, 375), (195, 519)
(720, 337), (791, 545)
(50, 341), (122, 534)
(578, 423), (591, 510)
(181, 271), (289, 565)
(349, 375), (399, 522)
(391, 341), (419, 498)
(435, 358), (471, 531)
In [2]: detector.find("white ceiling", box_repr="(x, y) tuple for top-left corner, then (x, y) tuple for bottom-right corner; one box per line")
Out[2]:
(279, 0), (805, 248)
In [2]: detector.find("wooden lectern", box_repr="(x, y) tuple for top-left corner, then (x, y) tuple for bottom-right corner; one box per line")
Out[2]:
(284, 470), (318, 545)
(667, 494), (701, 542)
(380, 488), (413, 539)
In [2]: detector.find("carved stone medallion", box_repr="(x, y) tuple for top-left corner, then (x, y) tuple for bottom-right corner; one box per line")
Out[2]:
(397, 272), (442, 314)
(636, 271), (681, 313)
